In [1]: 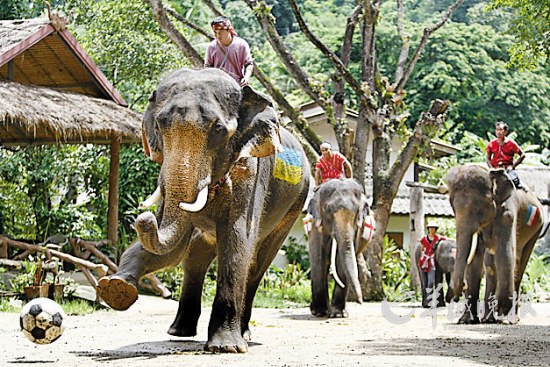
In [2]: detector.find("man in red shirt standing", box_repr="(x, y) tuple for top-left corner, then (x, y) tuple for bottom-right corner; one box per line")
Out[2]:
(314, 142), (353, 186)
(486, 121), (526, 189)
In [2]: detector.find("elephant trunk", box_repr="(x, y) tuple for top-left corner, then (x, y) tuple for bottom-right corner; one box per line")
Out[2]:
(137, 126), (210, 255)
(335, 232), (363, 304)
(451, 229), (474, 300)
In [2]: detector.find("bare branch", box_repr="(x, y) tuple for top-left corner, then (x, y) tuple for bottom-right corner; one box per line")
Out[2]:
(203, 0), (223, 17)
(166, 8), (212, 40)
(341, 5), (363, 66)
(148, 0), (203, 67)
(288, 0), (373, 114)
(243, 0), (336, 121)
(395, 0), (464, 91)
(393, 0), (410, 84)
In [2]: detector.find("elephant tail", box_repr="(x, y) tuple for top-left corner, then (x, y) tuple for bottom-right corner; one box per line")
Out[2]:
(330, 238), (346, 288)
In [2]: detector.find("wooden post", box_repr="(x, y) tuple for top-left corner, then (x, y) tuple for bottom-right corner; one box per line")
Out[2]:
(107, 136), (120, 244)
(409, 186), (424, 291)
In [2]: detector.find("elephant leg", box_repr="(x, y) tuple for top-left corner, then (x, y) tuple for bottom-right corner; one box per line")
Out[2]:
(458, 249), (484, 324)
(444, 272), (453, 304)
(482, 252), (498, 323)
(494, 238), (515, 320)
(309, 231), (331, 317)
(206, 213), (259, 353)
(240, 206), (301, 340)
(434, 268), (445, 307)
(168, 234), (216, 337)
(330, 283), (348, 318)
(97, 237), (189, 310)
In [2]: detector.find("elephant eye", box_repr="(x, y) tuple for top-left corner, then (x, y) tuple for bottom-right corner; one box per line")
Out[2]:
(209, 121), (229, 148)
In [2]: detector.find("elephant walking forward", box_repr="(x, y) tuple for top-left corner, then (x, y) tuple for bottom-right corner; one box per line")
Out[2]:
(446, 165), (543, 324)
(96, 68), (310, 353)
(308, 178), (372, 318)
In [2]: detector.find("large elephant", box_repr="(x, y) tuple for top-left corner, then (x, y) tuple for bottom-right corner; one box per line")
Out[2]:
(446, 164), (543, 324)
(96, 68), (310, 353)
(413, 239), (456, 307)
(307, 178), (372, 318)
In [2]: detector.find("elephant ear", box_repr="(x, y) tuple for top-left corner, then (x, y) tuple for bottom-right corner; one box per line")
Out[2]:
(236, 86), (282, 159)
(490, 168), (514, 203)
(142, 90), (164, 163)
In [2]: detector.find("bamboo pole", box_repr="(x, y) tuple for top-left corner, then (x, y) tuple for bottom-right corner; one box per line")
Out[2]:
(107, 136), (121, 243)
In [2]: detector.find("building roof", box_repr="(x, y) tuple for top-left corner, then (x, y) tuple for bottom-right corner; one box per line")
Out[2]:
(0, 18), (126, 105)
(367, 189), (454, 217)
(0, 81), (141, 146)
(0, 18), (141, 146)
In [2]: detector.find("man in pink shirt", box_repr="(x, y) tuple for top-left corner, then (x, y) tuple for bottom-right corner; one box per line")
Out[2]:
(315, 142), (353, 186)
(204, 16), (254, 87)
(486, 121), (526, 189)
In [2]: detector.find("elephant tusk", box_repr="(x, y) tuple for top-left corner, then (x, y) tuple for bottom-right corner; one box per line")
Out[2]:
(179, 185), (209, 212)
(467, 231), (478, 265)
(139, 186), (162, 209)
(330, 238), (345, 288)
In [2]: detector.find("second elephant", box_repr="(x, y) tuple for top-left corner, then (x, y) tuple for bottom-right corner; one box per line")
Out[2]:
(307, 178), (372, 318)
(413, 239), (456, 307)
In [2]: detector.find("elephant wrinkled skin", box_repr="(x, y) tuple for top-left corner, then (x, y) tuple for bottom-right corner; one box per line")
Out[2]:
(446, 165), (543, 324)
(97, 68), (310, 353)
(413, 239), (456, 307)
(307, 178), (371, 318)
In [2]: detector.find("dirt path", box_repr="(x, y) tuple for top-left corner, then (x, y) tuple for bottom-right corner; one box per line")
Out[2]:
(1, 295), (549, 367)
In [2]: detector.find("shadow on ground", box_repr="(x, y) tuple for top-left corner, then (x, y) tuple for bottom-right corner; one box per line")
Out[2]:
(74, 340), (262, 361)
(359, 324), (550, 367)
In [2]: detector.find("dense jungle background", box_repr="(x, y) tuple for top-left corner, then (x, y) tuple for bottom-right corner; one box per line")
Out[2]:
(1, 0), (549, 305)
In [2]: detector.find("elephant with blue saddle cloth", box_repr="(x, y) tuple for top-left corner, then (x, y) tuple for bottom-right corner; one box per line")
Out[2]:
(96, 68), (310, 353)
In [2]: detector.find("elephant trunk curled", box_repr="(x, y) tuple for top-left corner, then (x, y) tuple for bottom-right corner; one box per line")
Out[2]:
(137, 125), (211, 255)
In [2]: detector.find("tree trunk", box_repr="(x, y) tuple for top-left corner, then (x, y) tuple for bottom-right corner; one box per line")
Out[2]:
(409, 186), (424, 291)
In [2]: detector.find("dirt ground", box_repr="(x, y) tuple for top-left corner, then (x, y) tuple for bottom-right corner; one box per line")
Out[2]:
(1, 295), (549, 367)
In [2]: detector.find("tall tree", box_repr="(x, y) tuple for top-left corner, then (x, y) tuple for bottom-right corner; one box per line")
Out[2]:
(488, 0), (549, 69)
(146, 0), (463, 300)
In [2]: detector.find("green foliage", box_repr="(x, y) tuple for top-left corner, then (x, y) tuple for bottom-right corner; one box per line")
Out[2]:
(282, 236), (310, 272)
(488, 0), (549, 69)
(254, 264), (311, 307)
(0, 145), (109, 240)
(62, 0), (188, 110)
(521, 252), (550, 296)
(155, 262), (312, 308)
(382, 236), (411, 300)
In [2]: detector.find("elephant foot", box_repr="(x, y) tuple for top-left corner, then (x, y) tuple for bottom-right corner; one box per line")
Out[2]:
(242, 329), (252, 341)
(310, 305), (328, 317)
(457, 313), (480, 325)
(481, 313), (498, 324)
(96, 275), (138, 311)
(167, 323), (197, 337)
(329, 308), (348, 318)
(205, 330), (248, 353)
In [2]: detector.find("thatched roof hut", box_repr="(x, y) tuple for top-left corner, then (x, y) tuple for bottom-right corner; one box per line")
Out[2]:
(0, 81), (141, 146)
(0, 18), (141, 146)
(0, 16), (144, 242)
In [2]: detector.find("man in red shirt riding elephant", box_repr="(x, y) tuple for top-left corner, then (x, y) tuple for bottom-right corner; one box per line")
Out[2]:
(314, 142), (353, 186)
(486, 121), (526, 190)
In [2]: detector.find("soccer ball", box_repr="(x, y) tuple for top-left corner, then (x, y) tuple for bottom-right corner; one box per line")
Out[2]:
(20, 297), (66, 344)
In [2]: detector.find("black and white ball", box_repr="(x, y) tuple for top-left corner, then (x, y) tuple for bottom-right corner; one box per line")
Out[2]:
(20, 297), (66, 344)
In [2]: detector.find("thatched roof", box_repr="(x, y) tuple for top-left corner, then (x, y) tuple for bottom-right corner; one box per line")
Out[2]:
(0, 18), (142, 146)
(0, 18), (126, 105)
(0, 81), (141, 146)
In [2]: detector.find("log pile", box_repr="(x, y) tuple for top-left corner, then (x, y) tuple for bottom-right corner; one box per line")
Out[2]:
(0, 235), (171, 300)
